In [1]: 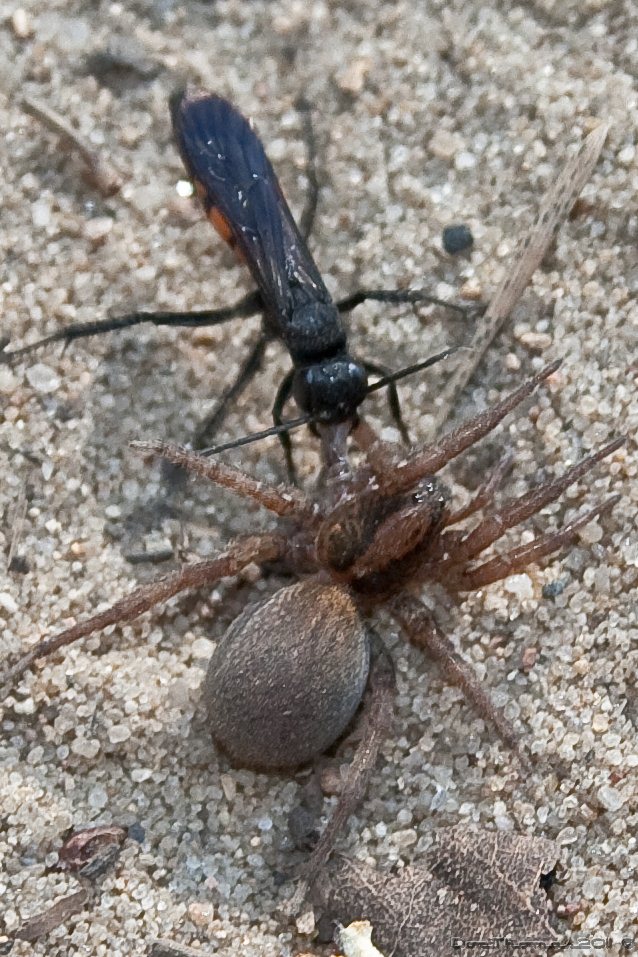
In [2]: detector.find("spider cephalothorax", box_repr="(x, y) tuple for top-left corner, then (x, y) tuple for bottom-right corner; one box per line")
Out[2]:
(1, 362), (623, 909)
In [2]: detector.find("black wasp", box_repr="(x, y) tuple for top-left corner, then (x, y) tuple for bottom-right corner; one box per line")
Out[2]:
(5, 90), (467, 476)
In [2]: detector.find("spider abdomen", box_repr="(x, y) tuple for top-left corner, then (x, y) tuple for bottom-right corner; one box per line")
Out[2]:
(203, 581), (369, 770)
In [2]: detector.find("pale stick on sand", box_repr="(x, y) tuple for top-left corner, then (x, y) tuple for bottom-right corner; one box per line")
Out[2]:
(432, 122), (609, 432)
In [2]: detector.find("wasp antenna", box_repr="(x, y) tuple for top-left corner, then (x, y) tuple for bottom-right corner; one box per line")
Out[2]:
(365, 347), (459, 397)
(168, 88), (186, 125)
(201, 413), (314, 457)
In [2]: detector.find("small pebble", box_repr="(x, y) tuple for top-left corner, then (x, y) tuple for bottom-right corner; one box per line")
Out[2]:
(0, 592), (18, 614)
(27, 745), (44, 765)
(25, 363), (61, 394)
(0, 366), (18, 393)
(55, 17), (91, 52)
(393, 827), (417, 847)
(176, 179), (194, 198)
(442, 223), (474, 254)
(320, 766), (343, 796)
(521, 646), (538, 671)
(517, 331), (553, 351)
(188, 901), (215, 927)
(88, 785), (108, 808)
(135, 263), (157, 283)
(131, 767), (153, 783)
(191, 637), (215, 659)
(459, 279), (483, 300)
(12, 8), (33, 38)
(429, 129), (464, 160)
(542, 579), (565, 599)
(582, 876), (605, 899)
(618, 144), (635, 166)
(455, 150), (477, 170)
(107, 724), (131, 744)
(597, 785), (624, 812)
(579, 521), (603, 545)
(431, 786), (448, 811)
(339, 920), (385, 957)
(83, 216), (113, 244)
(127, 823), (145, 843)
(71, 737), (101, 759)
(296, 909), (315, 935)
(336, 57), (372, 95)
(592, 714), (609, 733)
(220, 773), (236, 802)
(503, 573), (533, 600)
(31, 201), (52, 229)
(556, 826), (578, 845)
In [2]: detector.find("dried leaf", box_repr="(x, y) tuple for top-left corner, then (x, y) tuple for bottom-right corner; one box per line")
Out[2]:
(339, 919), (386, 956)
(58, 823), (127, 878)
(314, 826), (558, 957)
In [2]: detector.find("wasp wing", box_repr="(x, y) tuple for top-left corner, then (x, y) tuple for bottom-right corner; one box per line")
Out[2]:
(171, 91), (332, 328)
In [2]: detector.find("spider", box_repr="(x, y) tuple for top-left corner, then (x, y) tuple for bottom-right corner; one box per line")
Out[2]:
(1, 361), (623, 911)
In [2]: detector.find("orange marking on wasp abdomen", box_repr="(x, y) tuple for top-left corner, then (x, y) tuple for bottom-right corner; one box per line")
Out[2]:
(208, 206), (237, 248)
(193, 179), (246, 264)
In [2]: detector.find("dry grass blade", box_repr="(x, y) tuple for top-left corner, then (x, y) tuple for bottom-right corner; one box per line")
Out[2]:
(6, 480), (28, 571)
(15, 889), (89, 941)
(432, 122), (609, 431)
(21, 95), (122, 197)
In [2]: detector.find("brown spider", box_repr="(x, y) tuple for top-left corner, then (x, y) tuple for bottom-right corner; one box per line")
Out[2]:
(1, 361), (623, 910)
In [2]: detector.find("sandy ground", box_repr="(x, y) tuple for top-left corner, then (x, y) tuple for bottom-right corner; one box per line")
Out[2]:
(1, 0), (637, 954)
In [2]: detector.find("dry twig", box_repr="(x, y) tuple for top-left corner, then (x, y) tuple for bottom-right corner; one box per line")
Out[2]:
(22, 95), (122, 197)
(432, 122), (608, 431)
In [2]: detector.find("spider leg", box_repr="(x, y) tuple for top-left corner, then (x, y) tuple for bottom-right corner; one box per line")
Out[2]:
(458, 495), (620, 590)
(441, 437), (624, 569)
(389, 594), (527, 764)
(380, 361), (561, 494)
(287, 636), (395, 914)
(131, 440), (313, 520)
(160, 335), (271, 503)
(1, 534), (285, 688)
(445, 451), (514, 526)
(350, 417), (404, 475)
